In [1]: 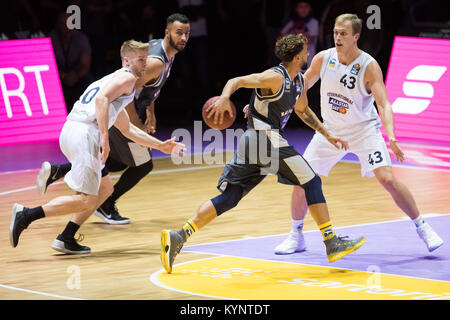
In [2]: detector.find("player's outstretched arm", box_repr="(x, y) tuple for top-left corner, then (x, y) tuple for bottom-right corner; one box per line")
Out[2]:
(113, 110), (186, 156)
(207, 70), (284, 125)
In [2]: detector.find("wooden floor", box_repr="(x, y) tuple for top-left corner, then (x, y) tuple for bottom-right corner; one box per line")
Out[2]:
(1, 157), (449, 300)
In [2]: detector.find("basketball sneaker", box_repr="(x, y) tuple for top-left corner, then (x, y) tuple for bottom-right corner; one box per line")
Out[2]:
(9, 203), (31, 248)
(36, 161), (61, 195)
(324, 235), (366, 263)
(160, 229), (185, 273)
(51, 234), (91, 254)
(416, 222), (443, 252)
(94, 199), (130, 225)
(274, 232), (306, 255)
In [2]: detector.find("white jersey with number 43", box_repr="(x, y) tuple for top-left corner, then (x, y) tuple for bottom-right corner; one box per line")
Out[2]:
(67, 68), (135, 129)
(319, 48), (381, 135)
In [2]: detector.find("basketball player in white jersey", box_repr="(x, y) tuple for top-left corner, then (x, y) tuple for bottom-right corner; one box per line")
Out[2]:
(9, 40), (186, 254)
(274, 14), (443, 255)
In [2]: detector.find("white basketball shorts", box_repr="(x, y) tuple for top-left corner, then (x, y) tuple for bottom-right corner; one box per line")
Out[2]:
(303, 126), (392, 178)
(59, 120), (103, 195)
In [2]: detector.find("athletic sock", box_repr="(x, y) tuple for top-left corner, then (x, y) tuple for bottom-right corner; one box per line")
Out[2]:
(413, 215), (425, 227)
(58, 163), (72, 179)
(24, 206), (45, 224)
(61, 221), (80, 240)
(318, 221), (335, 241)
(179, 219), (198, 242)
(291, 219), (304, 233)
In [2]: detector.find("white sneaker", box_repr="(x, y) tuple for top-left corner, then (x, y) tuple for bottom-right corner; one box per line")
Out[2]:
(274, 232), (306, 255)
(416, 222), (444, 252)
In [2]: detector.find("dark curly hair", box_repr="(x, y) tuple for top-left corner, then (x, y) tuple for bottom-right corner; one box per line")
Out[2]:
(275, 33), (307, 63)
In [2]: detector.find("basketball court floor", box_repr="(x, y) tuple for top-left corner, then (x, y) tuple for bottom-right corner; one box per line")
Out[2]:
(1, 127), (449, 300)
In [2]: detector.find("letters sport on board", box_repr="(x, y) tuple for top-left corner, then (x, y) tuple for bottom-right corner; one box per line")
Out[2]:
(0, 38), (67, 146)
(384, 36), (450, 143)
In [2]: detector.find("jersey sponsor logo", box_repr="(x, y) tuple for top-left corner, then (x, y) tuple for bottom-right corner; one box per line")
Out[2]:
(285, 78), (291, 90)
(350, 63), (360, 75)
(327, 92), (353, 105)
(280, 109), (293, 117)
(295, 78), (301, 93)
(281, 108), (293, 128)
(329, 58), (336, 68)
(329, 97), (349, 114)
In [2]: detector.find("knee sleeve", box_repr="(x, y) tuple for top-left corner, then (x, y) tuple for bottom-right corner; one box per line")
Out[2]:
(210, 184), (243, 216)
(301, 175), (326, 205)
(136, 159), (153, 177)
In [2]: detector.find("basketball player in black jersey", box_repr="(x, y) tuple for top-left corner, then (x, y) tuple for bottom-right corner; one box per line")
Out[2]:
(160, 34), (366, 273)
(36, 13), (190, 225)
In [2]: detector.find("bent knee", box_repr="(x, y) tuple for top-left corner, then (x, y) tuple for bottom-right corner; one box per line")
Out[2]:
(211, 184), (243, 216)
(79, 194), (98, 212)
(376, 173), (396, 188)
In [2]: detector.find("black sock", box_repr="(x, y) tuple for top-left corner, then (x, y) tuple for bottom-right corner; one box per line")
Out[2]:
(56, 163), (72, 180)
(24, 206), (45, 224)
(110, 161), (153, 202)
(61, 221), (80, 240)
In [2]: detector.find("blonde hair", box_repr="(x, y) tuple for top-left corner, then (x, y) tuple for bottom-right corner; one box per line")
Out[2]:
(335, 13), (362, 35)
(120, 40), (149, 58)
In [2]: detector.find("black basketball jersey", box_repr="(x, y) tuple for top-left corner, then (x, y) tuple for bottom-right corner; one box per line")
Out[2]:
(248, 64), (305, 133)
(134, 38), (174, 122)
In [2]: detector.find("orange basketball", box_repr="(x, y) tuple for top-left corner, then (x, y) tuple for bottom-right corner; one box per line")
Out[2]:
(202, 96), (236, 130)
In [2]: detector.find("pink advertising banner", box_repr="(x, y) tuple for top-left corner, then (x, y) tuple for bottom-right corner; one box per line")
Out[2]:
(0, 38), (67, 146)
(384, 36), (450, 144)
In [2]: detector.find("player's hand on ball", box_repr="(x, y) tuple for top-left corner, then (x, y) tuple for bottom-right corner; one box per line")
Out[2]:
(243, 104), (249, 118)
(327, 135), (349, 150)
(206, 96), (234, 126)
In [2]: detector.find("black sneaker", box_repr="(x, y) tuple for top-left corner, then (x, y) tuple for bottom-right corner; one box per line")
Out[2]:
(36, 161), (61, 195)
(94, 200), (130, 225)
(51, 234), (91, 254)
(9, 203), (31, 248)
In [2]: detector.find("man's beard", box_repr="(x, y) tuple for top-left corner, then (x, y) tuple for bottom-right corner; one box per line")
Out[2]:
(301, 61), (307, 70)
(169, 35), (184, 52)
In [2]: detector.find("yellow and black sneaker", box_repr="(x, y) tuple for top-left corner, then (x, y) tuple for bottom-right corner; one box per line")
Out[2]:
(161, 230), (185, 273)
(324, 235), (366, 263)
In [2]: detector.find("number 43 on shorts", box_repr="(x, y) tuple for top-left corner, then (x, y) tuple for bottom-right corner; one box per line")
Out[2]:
(368, 151), (383, 165)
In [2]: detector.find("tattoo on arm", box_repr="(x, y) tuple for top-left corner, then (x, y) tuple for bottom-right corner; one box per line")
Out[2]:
(298, 107), (329, 138)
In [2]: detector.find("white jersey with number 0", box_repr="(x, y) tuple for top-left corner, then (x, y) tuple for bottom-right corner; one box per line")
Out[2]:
(319, 48), (380, 135)
(67, 68), (135, 129)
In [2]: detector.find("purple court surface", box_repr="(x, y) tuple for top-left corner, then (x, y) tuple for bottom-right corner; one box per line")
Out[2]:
(0, 126), (419, 173)
(184, 214), (450, 282)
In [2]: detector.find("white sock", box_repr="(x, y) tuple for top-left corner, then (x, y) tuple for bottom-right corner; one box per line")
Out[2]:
(413, 215), (425, 227)
(291, 219), (304, 233)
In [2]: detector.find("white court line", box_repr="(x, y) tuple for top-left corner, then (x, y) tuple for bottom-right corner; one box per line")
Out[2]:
(0, 284), (83, 300)
(2, 156), (450, 197)
(183, 213), (449, 248)
(0, 164), (225, 197)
